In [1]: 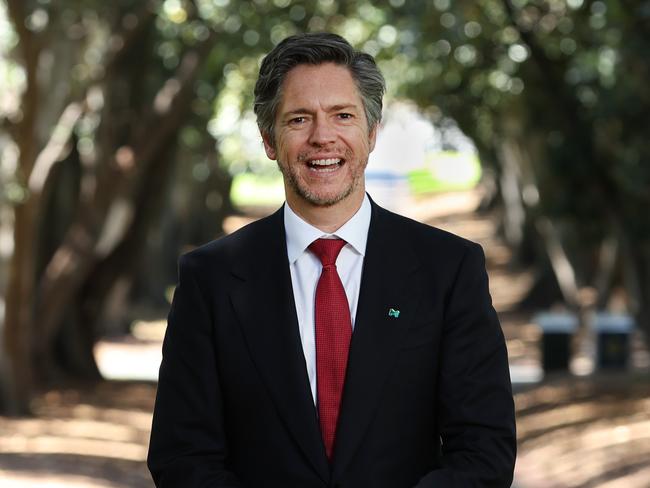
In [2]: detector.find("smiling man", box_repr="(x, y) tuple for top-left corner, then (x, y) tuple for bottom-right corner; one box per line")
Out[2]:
(148, 33), (516, 488)
(264, 62), (374, 224)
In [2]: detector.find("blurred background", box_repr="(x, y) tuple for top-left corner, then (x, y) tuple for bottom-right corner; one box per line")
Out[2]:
(0, 0), (649, 486)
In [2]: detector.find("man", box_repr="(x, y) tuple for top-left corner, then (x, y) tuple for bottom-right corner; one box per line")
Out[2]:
(148, 33), (516, 487)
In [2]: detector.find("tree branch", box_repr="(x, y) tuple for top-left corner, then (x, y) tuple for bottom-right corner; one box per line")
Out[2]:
(5, 0), (42, 178)
(103, 2), (158, 73)
(28, 101), (86, 195)
(32, 31), (218, 362)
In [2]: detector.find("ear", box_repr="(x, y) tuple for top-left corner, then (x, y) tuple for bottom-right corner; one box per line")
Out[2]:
(368, 124), (378, 153)
(261, 131), (277, 160)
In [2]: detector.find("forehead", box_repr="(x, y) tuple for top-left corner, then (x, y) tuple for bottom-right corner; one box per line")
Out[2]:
(278, 62), (363, 113)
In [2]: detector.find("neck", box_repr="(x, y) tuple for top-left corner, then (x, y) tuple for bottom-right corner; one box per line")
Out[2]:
(287, 192), (365, 233)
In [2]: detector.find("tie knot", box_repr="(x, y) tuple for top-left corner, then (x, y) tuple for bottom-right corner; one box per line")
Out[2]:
(309, 238), (347, 267)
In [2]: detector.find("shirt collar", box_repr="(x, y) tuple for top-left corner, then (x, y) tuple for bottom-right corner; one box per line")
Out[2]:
(284, 194), (371, 264)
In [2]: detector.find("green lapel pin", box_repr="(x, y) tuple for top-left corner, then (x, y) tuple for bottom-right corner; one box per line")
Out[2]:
(388, 308), (400, 318)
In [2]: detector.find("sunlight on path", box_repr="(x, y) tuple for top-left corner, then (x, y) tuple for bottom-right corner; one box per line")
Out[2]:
(95, 340), (161, 382)
(0, 383), (155, 487)
(0, 473), (119, 488)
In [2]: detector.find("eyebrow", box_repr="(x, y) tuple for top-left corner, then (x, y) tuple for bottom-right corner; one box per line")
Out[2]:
(282, 104), (359, 117)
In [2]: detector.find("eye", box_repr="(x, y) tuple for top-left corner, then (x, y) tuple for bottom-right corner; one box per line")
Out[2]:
(289, 116), (306, 125)
(337, 113), (353, 120)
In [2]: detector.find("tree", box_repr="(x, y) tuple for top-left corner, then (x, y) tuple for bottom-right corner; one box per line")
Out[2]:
(0, 0), (224, 414)
(380, 0), (650, 342)
(0, 0), (369, 415)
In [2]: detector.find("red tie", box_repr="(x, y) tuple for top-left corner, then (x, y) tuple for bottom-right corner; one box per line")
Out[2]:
(309, 238), (352, 460)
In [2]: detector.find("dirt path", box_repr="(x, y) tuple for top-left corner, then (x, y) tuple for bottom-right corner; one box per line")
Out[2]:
(1, 190), (648, 487)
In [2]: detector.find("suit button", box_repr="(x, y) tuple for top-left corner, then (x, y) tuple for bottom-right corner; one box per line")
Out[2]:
(332, 483), (342, 488)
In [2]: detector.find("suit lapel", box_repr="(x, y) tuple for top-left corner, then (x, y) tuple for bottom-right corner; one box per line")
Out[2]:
(229, 209), (330, 483)
(332, 202), (423, 477)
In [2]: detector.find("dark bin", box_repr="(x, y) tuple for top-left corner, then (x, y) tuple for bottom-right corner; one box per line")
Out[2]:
(535, 313), (578, 373)
(594, 313), (633, 370)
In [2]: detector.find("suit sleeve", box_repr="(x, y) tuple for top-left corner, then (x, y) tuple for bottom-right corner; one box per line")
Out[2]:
(414, 243), (516, 488)
(147, 254), (242, 487)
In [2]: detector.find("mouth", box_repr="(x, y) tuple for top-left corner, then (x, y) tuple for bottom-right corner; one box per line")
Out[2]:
(306, 158), (345, 173)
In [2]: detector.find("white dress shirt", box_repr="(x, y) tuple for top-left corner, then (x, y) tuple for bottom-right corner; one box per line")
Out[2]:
(284, 195), (371, 404)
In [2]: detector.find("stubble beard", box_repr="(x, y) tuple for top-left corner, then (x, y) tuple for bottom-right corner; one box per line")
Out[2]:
(278, 149), (367, 207)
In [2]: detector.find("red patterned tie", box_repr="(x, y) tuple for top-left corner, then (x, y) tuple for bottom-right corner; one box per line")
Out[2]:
(309, 238), (352, 460)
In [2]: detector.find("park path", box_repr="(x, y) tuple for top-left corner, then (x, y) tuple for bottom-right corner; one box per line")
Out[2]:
(1, 190), (649, 487)
(412, 193), (650, 488)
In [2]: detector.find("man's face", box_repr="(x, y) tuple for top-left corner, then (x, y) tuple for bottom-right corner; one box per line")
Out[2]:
(262, 62), (377, 211)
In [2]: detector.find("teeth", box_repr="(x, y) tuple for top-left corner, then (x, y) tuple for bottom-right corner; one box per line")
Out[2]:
(310, 158), (341, 166)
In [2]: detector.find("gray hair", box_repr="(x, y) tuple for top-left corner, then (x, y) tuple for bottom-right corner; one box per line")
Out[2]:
(254, 32), (386, 147)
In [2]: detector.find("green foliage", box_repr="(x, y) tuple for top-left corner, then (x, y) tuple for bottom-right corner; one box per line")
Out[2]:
(2, 0), (649, 258)
(383, 0), (650, 248)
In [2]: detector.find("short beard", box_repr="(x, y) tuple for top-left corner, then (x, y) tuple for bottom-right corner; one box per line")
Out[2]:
(277, 146), (367, 207)
(277, 160), (357, 207)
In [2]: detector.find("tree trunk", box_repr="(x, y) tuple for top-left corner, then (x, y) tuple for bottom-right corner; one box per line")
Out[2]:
(1, 0), (42, 415)
(0, 3), (215, 412)
(81, 133), (179, 346)
(30, 37), (216, 385)
(1, 202), (37, 414)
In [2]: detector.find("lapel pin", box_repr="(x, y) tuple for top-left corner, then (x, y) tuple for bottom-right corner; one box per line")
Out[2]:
(388, 308), (401, 318)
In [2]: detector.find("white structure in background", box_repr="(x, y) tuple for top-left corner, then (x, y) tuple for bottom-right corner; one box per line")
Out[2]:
(367, 102), (436, 212)
(367, 101), (479, 213)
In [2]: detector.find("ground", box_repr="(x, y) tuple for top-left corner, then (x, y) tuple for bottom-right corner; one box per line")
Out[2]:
(1, 190), (648, 487)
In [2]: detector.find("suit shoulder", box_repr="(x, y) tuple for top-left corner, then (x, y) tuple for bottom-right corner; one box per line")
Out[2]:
(378, 205), (481, 257)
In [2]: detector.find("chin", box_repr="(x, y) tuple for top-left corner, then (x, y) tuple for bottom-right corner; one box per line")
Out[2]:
(304, 194), (347, 207)
(301, 186), (357, 207)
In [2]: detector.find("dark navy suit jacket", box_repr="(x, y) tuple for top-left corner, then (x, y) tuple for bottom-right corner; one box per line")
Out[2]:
(147, 200), (516, 487)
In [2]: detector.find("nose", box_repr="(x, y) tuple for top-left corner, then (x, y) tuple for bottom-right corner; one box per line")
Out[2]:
(308, 115), (336, 146)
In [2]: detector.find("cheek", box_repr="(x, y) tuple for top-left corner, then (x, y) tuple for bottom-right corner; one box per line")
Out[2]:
(343, 130), (371, 154)
(276, 134), (303, 158)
